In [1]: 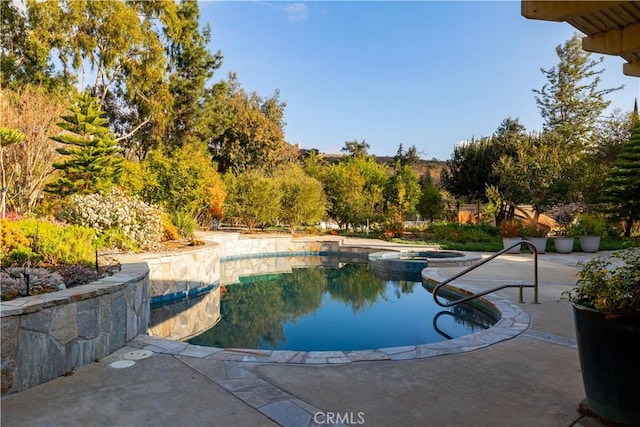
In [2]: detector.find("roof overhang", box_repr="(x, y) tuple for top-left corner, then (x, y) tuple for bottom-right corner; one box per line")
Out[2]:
(522, 1), (640, 77)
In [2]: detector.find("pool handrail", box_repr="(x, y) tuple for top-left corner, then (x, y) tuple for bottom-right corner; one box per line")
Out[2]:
(432, 240), (539, 307)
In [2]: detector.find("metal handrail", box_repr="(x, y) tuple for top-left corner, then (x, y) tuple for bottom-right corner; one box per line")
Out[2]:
(432, 240), (539, 307)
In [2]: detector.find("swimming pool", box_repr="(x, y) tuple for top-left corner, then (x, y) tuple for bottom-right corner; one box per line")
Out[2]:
(182, 258), (497, 352)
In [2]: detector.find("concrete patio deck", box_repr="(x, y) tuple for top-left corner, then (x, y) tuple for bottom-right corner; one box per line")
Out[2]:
(1, 239), (610, 427)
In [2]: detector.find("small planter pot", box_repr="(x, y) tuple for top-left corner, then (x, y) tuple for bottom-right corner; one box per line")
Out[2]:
(502, 237), (522, 254)
(553, 236), (574, 254)
(579, 236), (601, 253)
(573, 304), (640, 426)
(528, 237), (548, 254)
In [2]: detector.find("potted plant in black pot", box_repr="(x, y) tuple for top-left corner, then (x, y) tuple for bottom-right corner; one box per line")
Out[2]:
(562, 248), (640, 426)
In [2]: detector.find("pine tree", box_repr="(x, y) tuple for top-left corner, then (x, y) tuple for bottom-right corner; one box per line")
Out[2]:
(46, 91), (123, 196)
(533, 33), (622, 148)
(601, 121), (640, 237)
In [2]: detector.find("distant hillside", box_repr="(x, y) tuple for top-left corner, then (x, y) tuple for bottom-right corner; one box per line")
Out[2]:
(316, 153), (446, 184)
(376, 156), (446, 183)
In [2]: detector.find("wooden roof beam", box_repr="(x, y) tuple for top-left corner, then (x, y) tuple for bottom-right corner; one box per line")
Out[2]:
(623, 61), (640, 77)
(582, 22), (640, 55)
(521, 1), (628, 22)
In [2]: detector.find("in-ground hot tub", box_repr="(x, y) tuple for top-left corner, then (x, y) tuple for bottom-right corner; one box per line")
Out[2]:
(368, 250), (481, 273)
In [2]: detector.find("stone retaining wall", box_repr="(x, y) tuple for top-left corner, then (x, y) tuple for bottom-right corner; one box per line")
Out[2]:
(117, 244), (221, 305)
(1, 262), (149, 395)
(202, 232), (342, 259)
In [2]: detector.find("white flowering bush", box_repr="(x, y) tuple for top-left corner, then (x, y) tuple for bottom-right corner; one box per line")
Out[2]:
(61, 188), (162, 251)
(1, 267), (65, 300)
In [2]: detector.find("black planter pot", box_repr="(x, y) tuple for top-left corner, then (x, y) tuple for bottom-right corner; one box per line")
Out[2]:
(573, 304), (640, 426)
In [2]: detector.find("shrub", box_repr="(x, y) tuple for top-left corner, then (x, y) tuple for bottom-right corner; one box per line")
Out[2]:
(170, 210), (197, 238)
(95, 229), (138, 252)
(3, 245), (40, 266)
(161, 214), (180, 241)
(568, 213), (608, 238)
(383, 206), (405, 236)
(562, 248), (640, 312)
(498, 220), (524, 237)
(0, 219), (31, 258)
(1, 267), (65, 300)
(139, 143), (226, 224)
(440, 241), (504, 252)
(61, 188), (162, 251)
(422, 222), (500, 243)
(546, 203), (583, 236)
(524, 221), (549, 238)
(275, 164), (327, 232)
(224, 170), (282, 231)
(14, 219), (95, 265)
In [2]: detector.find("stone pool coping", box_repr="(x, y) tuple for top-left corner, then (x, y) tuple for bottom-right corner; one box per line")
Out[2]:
(128, 279), (530, 364)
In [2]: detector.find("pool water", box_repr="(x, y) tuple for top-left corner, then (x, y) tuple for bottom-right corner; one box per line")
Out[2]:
(187, 263), (496, 352)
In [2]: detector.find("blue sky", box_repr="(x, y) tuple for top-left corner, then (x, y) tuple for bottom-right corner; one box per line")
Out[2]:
(200, 1), (640, 160)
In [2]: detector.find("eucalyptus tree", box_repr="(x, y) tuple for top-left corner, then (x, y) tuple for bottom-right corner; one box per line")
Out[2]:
(26, 0), (180, 157)
(204, 74), (295, 174)
(166, 0), (222, 148)
(0, 1), (70, 91)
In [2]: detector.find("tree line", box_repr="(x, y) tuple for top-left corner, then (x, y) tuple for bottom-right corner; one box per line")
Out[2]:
(1, 2), (638, 237)
(441, 34), (639, 236)
(0, 0), (444, 236)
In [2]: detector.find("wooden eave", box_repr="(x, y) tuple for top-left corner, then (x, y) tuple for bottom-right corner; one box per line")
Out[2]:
(522, 1), (640, 77)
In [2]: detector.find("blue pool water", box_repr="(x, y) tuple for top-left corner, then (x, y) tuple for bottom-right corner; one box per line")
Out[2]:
(186, 262), (497, 352)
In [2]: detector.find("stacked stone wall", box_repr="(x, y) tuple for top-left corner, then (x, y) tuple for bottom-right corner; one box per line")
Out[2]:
(1, 263), (149, 395)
